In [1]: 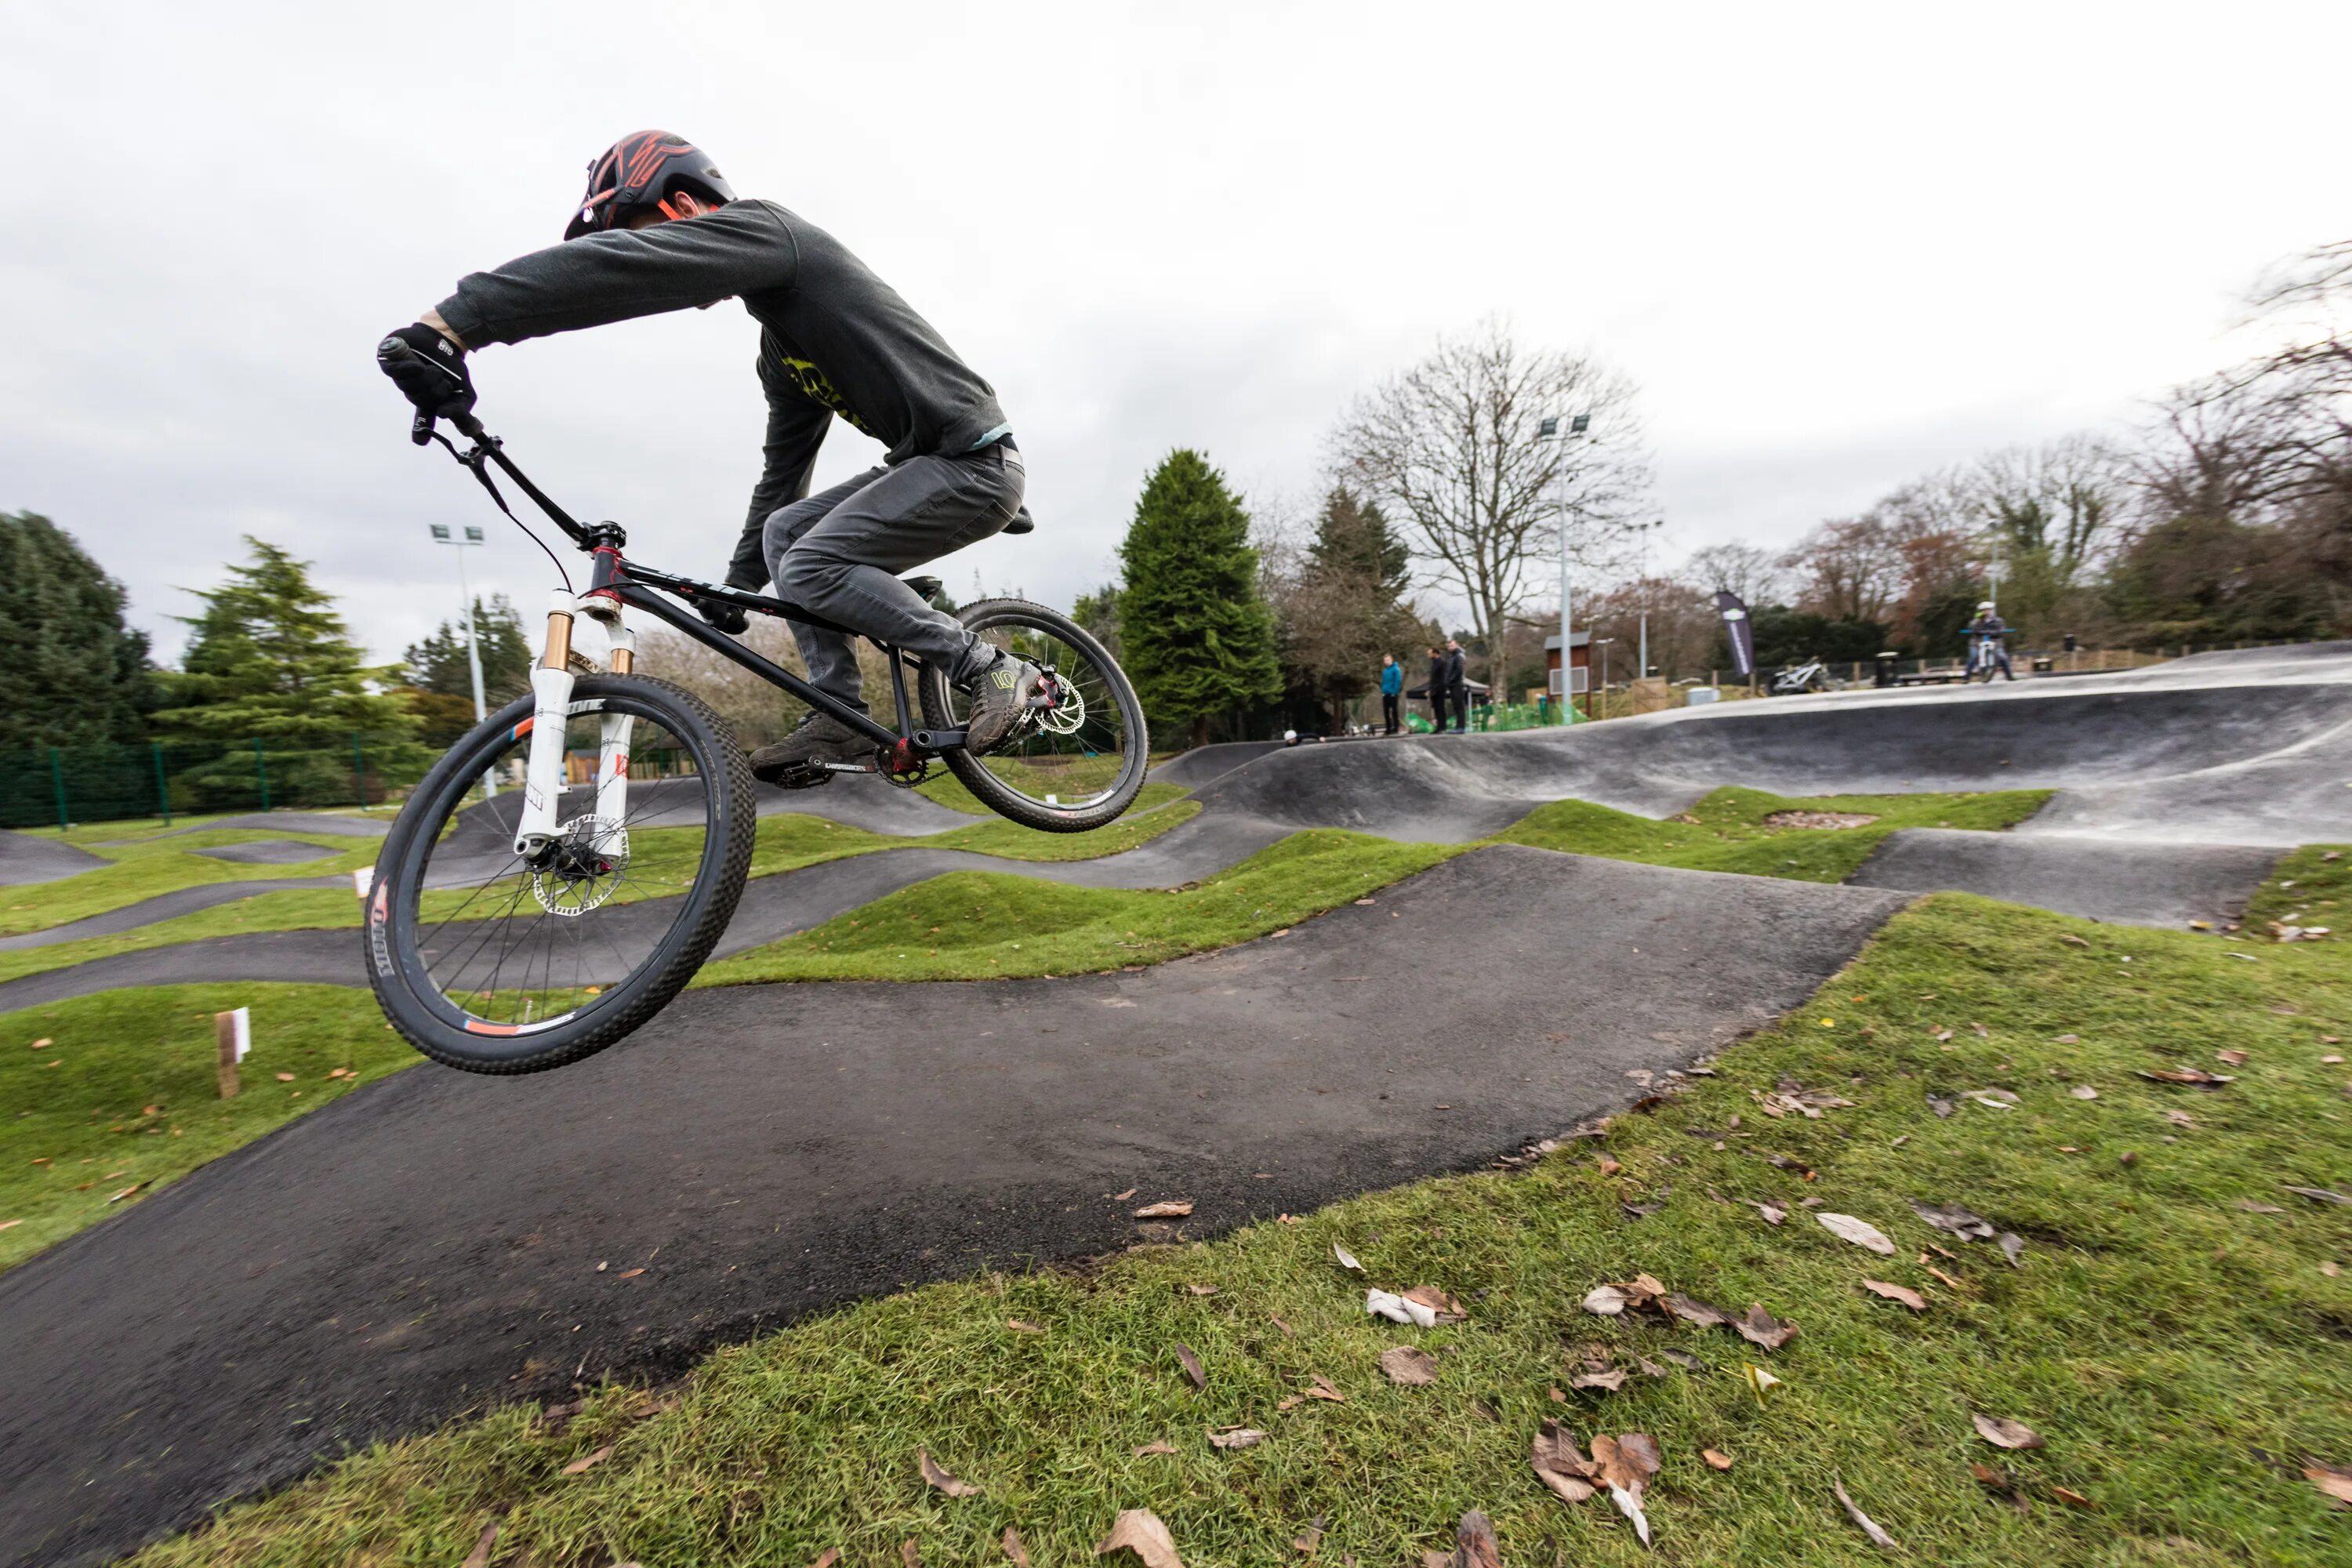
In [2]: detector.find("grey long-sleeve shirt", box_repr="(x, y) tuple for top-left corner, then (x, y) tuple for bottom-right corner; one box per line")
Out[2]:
(434, 199), (1010, 586)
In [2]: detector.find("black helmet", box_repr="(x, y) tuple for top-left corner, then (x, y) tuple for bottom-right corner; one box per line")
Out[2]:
(564, 131), (735, 240)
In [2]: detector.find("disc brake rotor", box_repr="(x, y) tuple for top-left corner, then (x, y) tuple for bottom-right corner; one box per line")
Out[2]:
(529, 813), (630, 916)
(1033, 668), (1086, 735)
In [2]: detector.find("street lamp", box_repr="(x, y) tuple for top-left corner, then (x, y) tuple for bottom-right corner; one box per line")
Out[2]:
(1634, 518), (1664, 677)
(1537, 412), (1592, 720)
(1594, 637), (1616, 718)
(430, 523), (495, 797)
(429, 523), (491, 726)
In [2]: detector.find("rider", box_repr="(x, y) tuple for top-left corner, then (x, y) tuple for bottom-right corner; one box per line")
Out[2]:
(376, 131), (1047, 786)
(1965, 600), (2015, 681)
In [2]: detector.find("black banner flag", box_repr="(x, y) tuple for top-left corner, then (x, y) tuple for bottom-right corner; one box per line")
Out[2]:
(1715, 591), (1755, 678)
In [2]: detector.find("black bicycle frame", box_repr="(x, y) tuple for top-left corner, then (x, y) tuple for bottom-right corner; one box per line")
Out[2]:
(432, 408), (965, 760)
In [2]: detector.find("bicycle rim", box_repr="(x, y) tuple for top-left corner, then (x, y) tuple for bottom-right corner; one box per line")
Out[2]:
(935, 613), (1142, 812)
(379, 691), (731, 1044)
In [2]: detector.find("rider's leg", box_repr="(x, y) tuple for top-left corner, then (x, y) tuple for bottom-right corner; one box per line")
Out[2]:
(769, 446), (1024, 690)
(762, 467), (891, 713)
(771, 444), (1047, 753)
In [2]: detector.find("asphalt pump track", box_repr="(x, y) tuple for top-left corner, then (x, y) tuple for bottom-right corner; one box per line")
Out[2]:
(2, 645), (2348, 1566)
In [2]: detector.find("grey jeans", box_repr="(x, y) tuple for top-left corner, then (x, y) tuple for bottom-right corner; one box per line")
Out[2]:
(763, 443), (1025, 712)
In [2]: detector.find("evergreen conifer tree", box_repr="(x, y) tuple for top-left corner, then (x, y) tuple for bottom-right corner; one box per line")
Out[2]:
(1117, 451), (1280, 748)
(0, 513), (156, 751)
(402, 594), (535, 704)
(153, 539), (423, 805)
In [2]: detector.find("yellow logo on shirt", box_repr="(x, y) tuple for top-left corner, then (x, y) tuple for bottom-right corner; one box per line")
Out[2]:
(779, 356), (877, 437)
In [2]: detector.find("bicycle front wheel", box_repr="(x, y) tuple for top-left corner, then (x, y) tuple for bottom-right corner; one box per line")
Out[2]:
(919, 597), (1149, 832)
(365, 673), (756, 1074)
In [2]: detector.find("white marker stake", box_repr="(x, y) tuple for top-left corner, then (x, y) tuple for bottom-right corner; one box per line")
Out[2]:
(353, 866), (375, 899)
(214, 1006), (251, 1098)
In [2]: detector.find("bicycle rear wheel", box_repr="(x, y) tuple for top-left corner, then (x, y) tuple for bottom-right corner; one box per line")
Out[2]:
(365, 673), (755, 1074)
(919, 597), (1149, 832)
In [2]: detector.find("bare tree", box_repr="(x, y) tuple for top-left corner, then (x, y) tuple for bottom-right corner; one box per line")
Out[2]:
(1327, 318), (1651, 695)
(1969, 434), (2125, 580)
(1780, 514), (1904, 625)
(1684, 541), (1786, 605)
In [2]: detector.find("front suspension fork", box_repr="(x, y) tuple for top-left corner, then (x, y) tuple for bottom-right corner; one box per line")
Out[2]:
(514, 594), (633, 858)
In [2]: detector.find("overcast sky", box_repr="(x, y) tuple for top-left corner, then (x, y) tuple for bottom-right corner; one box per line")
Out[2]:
(3, 1), (2343, 667)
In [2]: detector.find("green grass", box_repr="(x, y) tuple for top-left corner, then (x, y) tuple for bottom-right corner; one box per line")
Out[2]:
(1499, 785), (2052, 882)
(0, 829), (379, 941)
(697, 829), (1456, 985)
(0, 985), (416, 1272)
(0, 804), (1203, 988)
(120, 885), (2352, 1567)
(2241, 844), (2350, 938)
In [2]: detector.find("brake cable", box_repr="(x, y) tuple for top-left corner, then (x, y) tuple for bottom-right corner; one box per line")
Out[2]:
(425, 426), (575, 593)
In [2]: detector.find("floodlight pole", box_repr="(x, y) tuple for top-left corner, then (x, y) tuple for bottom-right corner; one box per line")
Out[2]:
(1538, 412), (1592, 720)
(430, 524), (490, 725)
(430, 523), (494, 797)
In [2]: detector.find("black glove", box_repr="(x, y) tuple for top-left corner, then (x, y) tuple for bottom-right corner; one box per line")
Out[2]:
(376, 323), (476, 421)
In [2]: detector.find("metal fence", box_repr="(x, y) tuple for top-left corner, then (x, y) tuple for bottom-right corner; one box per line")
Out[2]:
(1, 735), (432, 829)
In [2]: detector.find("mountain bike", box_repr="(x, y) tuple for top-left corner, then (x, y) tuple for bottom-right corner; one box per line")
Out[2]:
(367, 349), (1149, 1075)
(1965, 630), (2015, 683)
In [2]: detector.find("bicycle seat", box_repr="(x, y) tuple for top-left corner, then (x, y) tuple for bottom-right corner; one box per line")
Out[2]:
(903, 575), (944, 603)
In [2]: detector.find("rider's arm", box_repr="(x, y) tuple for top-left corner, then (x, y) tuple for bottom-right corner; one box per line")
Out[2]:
(724, 341), (833, 590)
(431, 201), (798, 349)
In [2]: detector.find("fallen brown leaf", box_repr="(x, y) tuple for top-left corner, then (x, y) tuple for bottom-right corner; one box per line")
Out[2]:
(1207, 1426), (1267, 1450)
(2049, 1485), (2096, 1511)
(273, 1072), (295, 1082)
(1592, 1434), (1661, 1544)
(2070, 1085), (2099, 1100)
(560, 1443), (614, 1475)
(1452, 1509), (1501, 1568)
(459, 1520), (500, 1568)
(1173, 1341), (1205, 1390)
(1095, 1512), (1185, 1568)
(1733, 1303), (1798, 1351)
(1909, 1198), (1998, 1240)
(2138, 1068), (2230, 1087)
(1004, 1526), (1033, 1567)
(1185, 1283), (1218, 1296)
(1111, 1187), (1137, 1200)
(1972, 1413), (2045, 1450)
(1133, 1200), (1193, 1218)
(1007, 1319), (1047, 1334)
(1131, 1440), (1177, 1456)
(1597, 1156), (1622, 1176)
(1925, 1265), (1972, 1294)
(902, 1540), (921, 1568)
(1703, 1447), (1733, 1470)
(1832, 1475), (1896, 1549)
(2217, 1049), (2249, 1066)
(1530, 1420), (1596, 1504)
(2284, 1185), (2351, 1205)
(1969, 1461), (2027, 1511)
(1750, 1200), (1788, 1225)
(1381, 1345), (1439, 1385)
(1663, 1293), (1729, 1328)
(918, 1447), (982, 1497)
(1860, 1279), (1927, 1311)
(1403, 1283), (1468, 1319)
(1569, 1367), (1628, 1392)
(1290, 1515), (1327, 1556)
(1581, 1284), (1628, 1316)
(1303, 1374), (1346, 1403)
(1332, 1243), (1363, 1271)
(1818, 1213), (1896, 1254)
(1269, 1314), (1295, 1336)
(615, 1268), (645, 1279)
(2303, 1464), (2352, 1509)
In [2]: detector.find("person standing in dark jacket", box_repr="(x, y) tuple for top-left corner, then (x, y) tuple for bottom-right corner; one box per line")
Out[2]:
(375, 130), (1047, 788)
(1425, 645), (1450, 734)
(1443, 638), (1469, 732)
(1379, 653), (1403, 735)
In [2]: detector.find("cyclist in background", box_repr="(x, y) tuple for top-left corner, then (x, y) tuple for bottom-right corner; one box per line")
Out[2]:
(377, 131), (1047, 787)
(1965, 600), (2015, 681)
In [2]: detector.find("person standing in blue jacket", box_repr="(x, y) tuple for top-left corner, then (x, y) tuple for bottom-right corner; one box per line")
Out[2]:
(1379, 653), (1404, 735)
